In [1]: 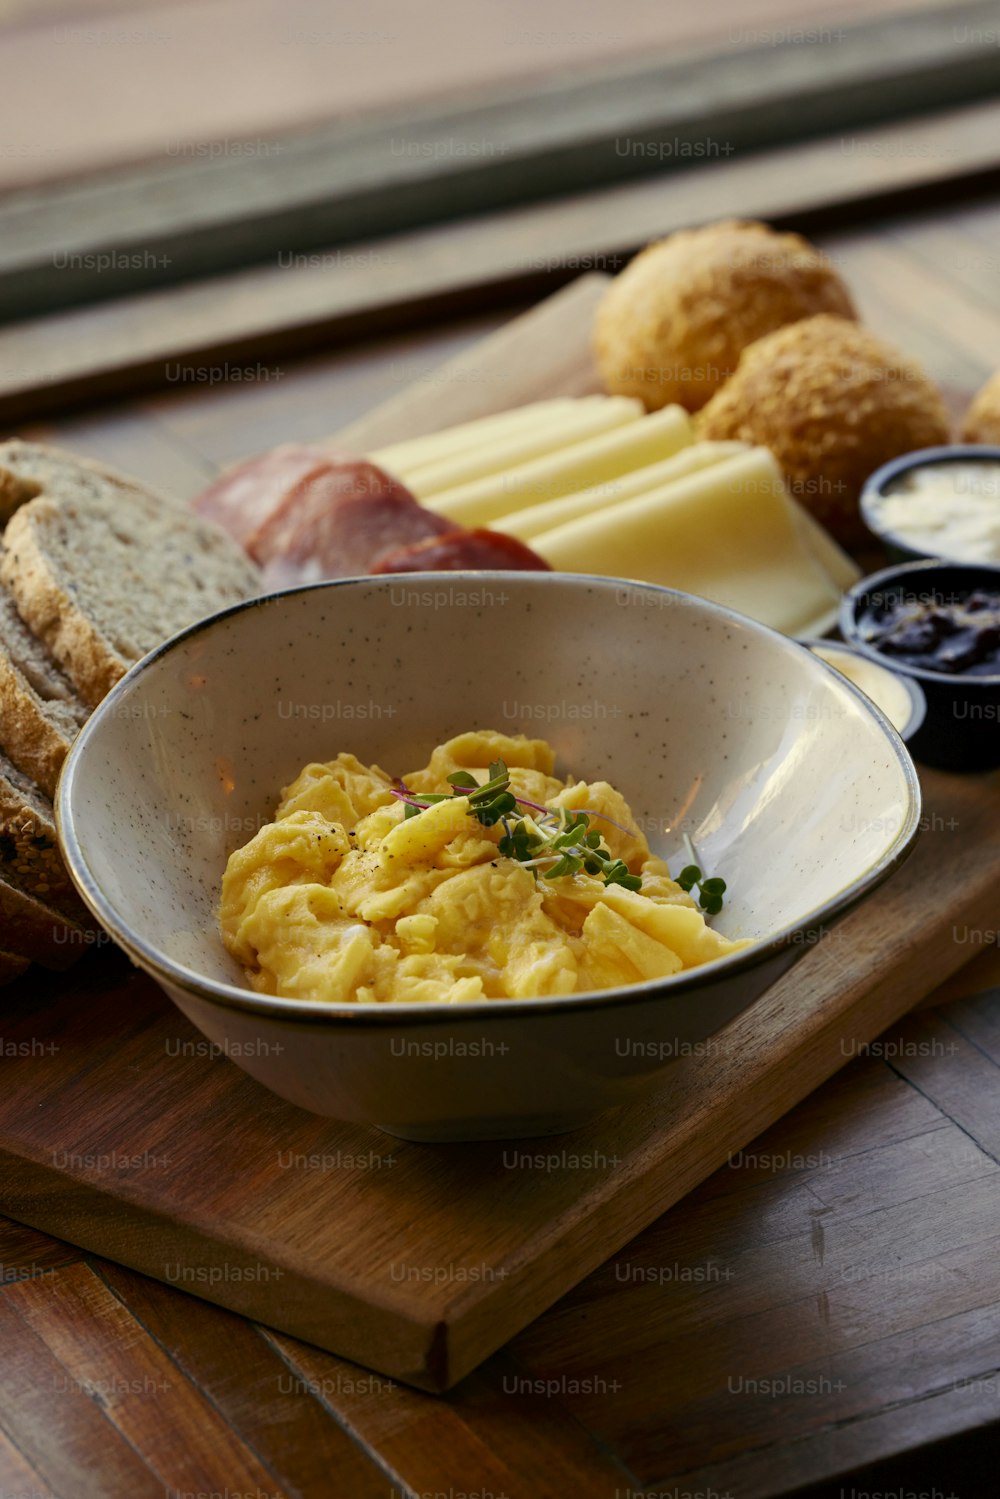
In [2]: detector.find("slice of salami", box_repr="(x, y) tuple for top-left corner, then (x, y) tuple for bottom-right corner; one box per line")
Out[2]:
(257, 461), (452, 587)
(192, 444), (337, 557)
(371, 527), (551, 574)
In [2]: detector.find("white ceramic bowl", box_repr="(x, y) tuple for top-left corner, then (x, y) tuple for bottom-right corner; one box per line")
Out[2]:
(57, 574), (921, 1140)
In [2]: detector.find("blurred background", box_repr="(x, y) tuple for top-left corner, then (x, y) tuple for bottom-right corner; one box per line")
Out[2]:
(0, 0), (953, 193)
(1, 0), (997, 428)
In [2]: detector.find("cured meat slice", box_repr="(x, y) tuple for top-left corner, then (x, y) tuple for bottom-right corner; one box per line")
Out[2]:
(371, 528), (551, 574)
(192, 444), (337, 557)
(258, 462), (452, 587)
(196, 442), (551, 586)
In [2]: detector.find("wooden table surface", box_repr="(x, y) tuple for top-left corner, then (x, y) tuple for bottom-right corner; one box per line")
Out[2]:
(3, 189), (1000, 1498)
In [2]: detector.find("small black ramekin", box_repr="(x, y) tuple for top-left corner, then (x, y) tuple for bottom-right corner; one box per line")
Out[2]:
(860, 444), (1000, 563)
(839, 559), (1000, 773)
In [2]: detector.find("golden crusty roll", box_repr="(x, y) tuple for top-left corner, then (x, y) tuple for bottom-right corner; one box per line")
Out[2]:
(961, 369), (1000, 445)
(593, 219), (856, 414)
(696, 315), (951, 548)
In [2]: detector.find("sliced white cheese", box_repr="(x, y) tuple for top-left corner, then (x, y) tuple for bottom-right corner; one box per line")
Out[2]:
(405, 397), (642, 498)
(370, 398), (596, 474)
(497, 441), (748, 540)
(426, 405), (694, 527)
(788, 503), (861, 593)
(530, 447), (843, 638)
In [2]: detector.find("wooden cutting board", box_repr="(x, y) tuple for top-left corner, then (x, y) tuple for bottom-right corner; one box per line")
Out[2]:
(1, 276), (998, 1393)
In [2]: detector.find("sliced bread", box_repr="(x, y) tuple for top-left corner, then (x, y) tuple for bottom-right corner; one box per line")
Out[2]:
(0, 581), (89, 797)
(0, 746), (88, 923)
(0, 469), (42, 524)
(0, 438), (170, 525)
(0, 868), (85, 970)
(1, 488), (261, 707)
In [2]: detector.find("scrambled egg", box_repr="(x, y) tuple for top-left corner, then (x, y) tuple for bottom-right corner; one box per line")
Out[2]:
(219, 731), (749, 1004)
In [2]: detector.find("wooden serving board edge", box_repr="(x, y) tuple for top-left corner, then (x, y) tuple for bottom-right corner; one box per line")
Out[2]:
(0, 1145), (444, 1389)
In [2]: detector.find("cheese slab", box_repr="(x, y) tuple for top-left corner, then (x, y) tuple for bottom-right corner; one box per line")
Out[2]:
(404, 396), (641, 498)
(790, 504), (862, 593)
(370, 398), (584, 474)
(424, 405), (694, 527)
(530, 447), (844, 638)
(498, 441), (747, 540)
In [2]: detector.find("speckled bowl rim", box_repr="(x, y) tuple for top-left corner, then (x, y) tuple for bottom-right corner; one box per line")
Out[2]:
(799, 638), (927, 744)
(859, 443), (1000, 562)
(839, 558), (1000, 688)
(57, 572), (923, 1027)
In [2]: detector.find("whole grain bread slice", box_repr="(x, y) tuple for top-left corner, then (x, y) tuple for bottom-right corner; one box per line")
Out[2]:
(0, 867), (85, 970)
(0, 746), (88, 923)
(1, 488), (261, 707)
(0, 581), (89, 797)
(0, 438), (172, 526)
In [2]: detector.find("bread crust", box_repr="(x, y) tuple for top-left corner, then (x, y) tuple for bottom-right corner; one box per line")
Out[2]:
(0, 587), (88, 796)
(0, 438), (162, 512)
(2, 487), (260, 707)
(0, 662), (74, 798)
(0, 754), (87, 921)
(0, 441), (245, 975)
(0, 872), (84, 970)
(1, 500), (123, 707)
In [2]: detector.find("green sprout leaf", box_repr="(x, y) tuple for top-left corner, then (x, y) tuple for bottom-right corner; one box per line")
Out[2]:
(392, 758), (657, 894)
(674, 861), (727, 915)
(397, 768), (735, 912)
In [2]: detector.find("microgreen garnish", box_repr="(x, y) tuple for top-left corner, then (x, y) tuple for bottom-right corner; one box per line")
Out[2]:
(499, 809), (642, 892)
(676, 863), (727, 916)
(391, 760), (642, 891)
(446, 761), (517, 825)
(674, 834), (729, 915)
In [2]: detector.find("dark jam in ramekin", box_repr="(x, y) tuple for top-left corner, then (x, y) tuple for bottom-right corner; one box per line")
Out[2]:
(858, 589), (1000, 677)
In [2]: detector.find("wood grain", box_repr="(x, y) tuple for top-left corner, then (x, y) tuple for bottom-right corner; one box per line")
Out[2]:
(830, 234), (1000, 389)
(3, 998), (999, 1498)
(913, 942), (1000, 1010)
(0, 1216), (83, 1283)
(507, 1041), (1000, 1495)
(945, 987), (1000, 1062)
(0, 1291), (166, 1498)
(267, 1331), (634, 1499)
(9, 1262), (283, 1498)
(881, 1009), (1000, 1160)
(0, 1427), (56, 1499)
(92, 1260), (395, 1499)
